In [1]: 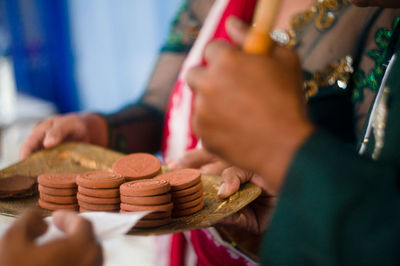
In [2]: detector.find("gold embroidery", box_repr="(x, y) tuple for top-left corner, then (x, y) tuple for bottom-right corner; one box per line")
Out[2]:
(304, 55), (354, 99)
(280, 0), (350, 47)
(372, 87), (390, 160)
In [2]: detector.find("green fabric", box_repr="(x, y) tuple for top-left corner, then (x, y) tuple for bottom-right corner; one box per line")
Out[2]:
(261, 20), (400, 266)
(160, 0), (199, 53)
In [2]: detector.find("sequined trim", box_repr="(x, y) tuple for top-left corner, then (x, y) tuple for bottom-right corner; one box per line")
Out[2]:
(272, 0), (350, 47)
(371, 87), (390, 160)
(352, 17), (400, 102)
(304, 55), (354, 99)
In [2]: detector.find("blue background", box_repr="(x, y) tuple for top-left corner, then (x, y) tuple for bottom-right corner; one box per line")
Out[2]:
(2, 0), (182, 113)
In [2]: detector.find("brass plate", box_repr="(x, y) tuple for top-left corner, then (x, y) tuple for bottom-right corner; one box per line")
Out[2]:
(0, 143), (261, 235)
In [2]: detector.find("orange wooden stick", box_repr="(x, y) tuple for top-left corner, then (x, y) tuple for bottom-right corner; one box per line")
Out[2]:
(243, 0), (281, 55)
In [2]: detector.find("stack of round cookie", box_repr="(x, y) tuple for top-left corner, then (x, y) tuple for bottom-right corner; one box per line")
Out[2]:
(76, 171), (124, 212)
(120, 179), (173, 228)
(38, 173), (78, 211)
(112, 153), (161, 181)
(155, 169), (204, 217)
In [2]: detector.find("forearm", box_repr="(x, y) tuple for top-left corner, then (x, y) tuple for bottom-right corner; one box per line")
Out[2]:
(262, 130), (400, 265)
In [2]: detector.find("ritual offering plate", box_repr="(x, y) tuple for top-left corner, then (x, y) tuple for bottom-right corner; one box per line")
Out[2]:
(0, 143), (261, 236)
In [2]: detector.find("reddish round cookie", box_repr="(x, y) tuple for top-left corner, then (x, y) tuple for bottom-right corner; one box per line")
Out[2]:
(0, 175), (37, 199)
(155, 169), (201, 191)
(172, 201), (204, 217)
(174, 196), (204, 211)
(80, 207), (118, 213)
(112, 153), (161, 181)
(121, 193), (171, 206)
(77, 193), (120, 204)
(78, 186), (119, 198)
(171, 182), (203, 198)
(40, 192), (77, 204)
(38, 173), (77, 188)
(120, 179), (170, 197)
(120, 210), (171, 219)
(120, 202), (173, 212)
(173, 188), (203, 204)
(39, 184), (77, 196)
(78, 200), (120, 211)
(134, 217), (172, 228)
(38, 199), (78, 211)
(76, 171), (124, 189)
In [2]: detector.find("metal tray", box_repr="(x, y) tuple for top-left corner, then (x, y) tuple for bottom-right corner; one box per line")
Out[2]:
(0, 143), (261, 235)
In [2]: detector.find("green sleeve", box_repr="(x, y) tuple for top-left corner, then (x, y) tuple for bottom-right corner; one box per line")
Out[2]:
(262, 130), (400, 265)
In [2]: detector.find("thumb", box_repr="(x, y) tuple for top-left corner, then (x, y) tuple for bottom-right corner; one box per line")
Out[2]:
(8, 209), (48, 243)
(218, 167), (253, 199)
(226, 16), (250, 47)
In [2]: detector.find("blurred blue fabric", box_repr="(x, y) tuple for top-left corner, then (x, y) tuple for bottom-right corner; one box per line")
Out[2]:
(4, 0), (182, 113)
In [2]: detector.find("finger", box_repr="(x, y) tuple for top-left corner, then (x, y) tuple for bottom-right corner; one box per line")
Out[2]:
(218, 167), (253, 198)
(38, 237), (103, 266)
(186, 66), (207, 94)
(6, 209), (47, 243)
(172, 149), (216, 170)
(200, 160), (230, 175)
(225, 16), (249, 47)
(20, 120), (53, 159)
(52, 211), (95, 241)
(43, 116), (86, 148)
(204, 40), (235, 65)
(219, 208), (259, 234)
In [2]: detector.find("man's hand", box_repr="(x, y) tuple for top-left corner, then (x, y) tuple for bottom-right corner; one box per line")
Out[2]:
(0, 209), (103, 266)
(20, 113), (108, 160)
(218, 166), (275, 234)
(186, 17), (314, 194)
(169, 148), (275, 234)
(167, 148), (230, 175)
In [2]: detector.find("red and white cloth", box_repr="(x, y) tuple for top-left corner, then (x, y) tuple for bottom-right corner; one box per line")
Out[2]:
(160, 0), (258, 265)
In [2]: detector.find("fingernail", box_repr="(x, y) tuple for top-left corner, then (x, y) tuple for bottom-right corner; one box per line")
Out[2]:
(218, 183), (227, 197)
(44, 135), (55, 146)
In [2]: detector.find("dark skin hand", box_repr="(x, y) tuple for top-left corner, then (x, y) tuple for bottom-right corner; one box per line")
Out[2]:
(0, 209), (103, 266)
(169, 146), (275, 234)
(20, 113), (108, 160)
(186, 16), (314, 194)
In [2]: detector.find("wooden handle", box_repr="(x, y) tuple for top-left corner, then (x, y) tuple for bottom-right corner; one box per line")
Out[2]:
(243, 0), (281, 55)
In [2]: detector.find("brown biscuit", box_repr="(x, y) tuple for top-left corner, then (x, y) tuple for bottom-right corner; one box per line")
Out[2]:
(0, 175), (37, 199)
(120, 179), (170, 197)
(76, 171), (124, 189)
(39, 184), (77, 196)
(38, 199), (78, 211)
(155, 169), (201, 191)
(78, 200), (120, 211)
(112, 153), (161, 181)
(171, 182), (203, 198)
(121, 193), (171, 206)
(134, 217), (172, 228)
(120, 210), (171, 219)
(77, 193), (120, 204)
(38, 173), (77, 188)
(40, 192), (77, 204)
(78, 186), (120, 198)
(173, 196), (204, 211)
(79, 207), (118, 213)
(172, 201), (204, 217)
(120, 202), (173, 212)
(173, 188), (203, 204)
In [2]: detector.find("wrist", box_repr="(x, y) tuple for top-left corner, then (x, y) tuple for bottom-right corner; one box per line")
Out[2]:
(80, 113), (109, 147)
